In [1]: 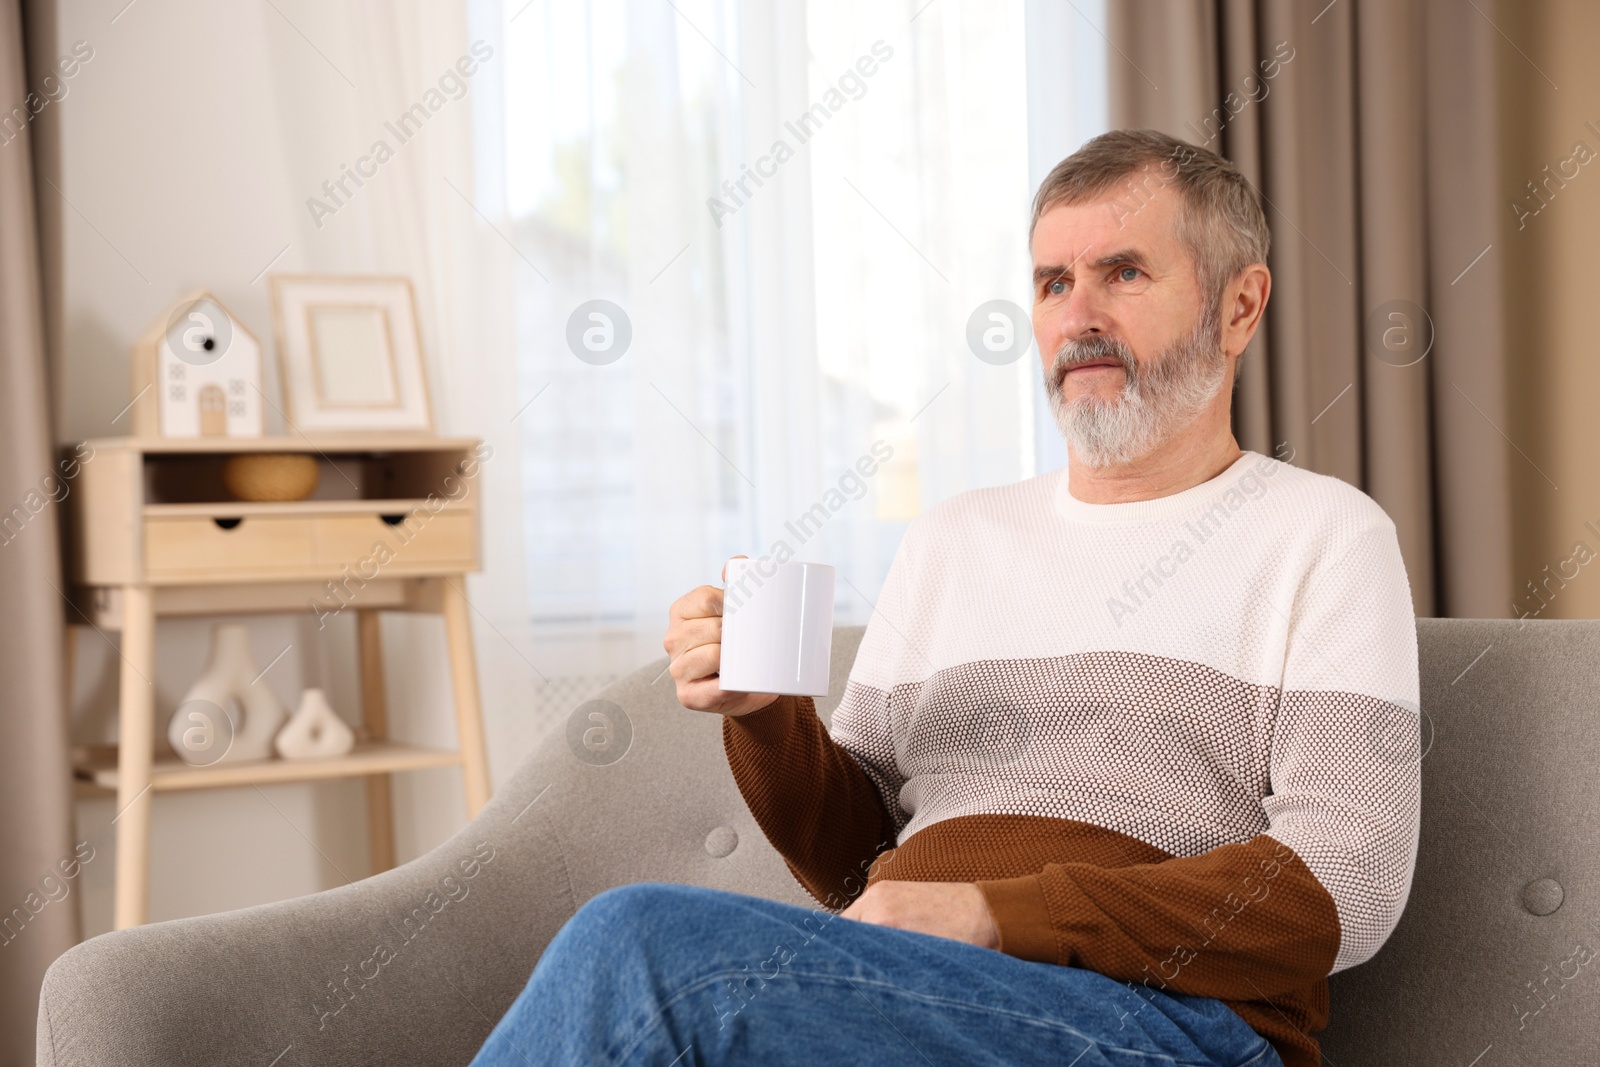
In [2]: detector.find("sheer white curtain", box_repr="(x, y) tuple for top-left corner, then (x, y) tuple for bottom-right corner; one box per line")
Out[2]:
(487, 0), (1106, 645)
(491, 0), (762, 639)
(262, 0), (1107, 789)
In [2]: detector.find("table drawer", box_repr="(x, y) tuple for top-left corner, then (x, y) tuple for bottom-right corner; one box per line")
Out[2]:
(313, 510), (475, 568)
(145, 516), (314, 578)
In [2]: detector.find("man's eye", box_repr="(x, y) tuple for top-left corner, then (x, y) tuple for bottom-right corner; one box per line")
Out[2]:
(1117, 266), (1141, 282)
(1047, 278), (1067, 296)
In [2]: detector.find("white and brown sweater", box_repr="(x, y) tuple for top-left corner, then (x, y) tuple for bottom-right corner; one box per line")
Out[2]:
(722, 449), (1421, 1067)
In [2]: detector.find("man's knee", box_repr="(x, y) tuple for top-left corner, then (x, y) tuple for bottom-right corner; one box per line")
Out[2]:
(577, 881), (698, 924)
(565, 881), (720, 952)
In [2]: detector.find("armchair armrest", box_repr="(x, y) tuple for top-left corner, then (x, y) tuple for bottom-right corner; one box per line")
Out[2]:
(37, 776), (576, 1067)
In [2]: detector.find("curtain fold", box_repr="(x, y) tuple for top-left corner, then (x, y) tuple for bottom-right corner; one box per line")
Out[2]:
(1105, 0), (1513, 618)
(0, 0), (78, 1061)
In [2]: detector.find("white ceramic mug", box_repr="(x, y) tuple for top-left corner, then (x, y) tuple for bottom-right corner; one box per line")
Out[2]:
(719, 558), (835, 696)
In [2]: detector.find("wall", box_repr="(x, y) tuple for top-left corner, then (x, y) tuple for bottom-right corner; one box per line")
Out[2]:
(1497, 0), (1600, 622)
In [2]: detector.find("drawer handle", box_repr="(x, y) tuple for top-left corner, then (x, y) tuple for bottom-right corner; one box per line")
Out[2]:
(213, 517), (243, 531)
(379, 513), (407, 526)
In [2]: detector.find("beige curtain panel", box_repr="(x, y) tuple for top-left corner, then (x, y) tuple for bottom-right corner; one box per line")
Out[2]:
(0, 0), (78, 1063)
(1105, 0), (1514, 618)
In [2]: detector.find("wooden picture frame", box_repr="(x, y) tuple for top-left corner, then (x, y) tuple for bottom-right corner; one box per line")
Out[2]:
(268, 275), (434, 433)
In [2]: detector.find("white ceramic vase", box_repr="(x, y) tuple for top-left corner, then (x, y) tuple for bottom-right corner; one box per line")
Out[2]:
(274, 688), (356, 760)
(167, 624), (286, 765)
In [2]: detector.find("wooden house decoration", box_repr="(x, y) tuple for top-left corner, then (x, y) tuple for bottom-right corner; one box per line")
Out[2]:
(131, 292), (264, 438)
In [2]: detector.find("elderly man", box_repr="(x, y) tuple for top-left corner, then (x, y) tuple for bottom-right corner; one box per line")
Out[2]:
(471, 129), (1420, 1067)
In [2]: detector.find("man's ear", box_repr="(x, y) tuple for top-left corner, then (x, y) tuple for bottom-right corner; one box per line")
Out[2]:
(1222, 263), (1271, 357)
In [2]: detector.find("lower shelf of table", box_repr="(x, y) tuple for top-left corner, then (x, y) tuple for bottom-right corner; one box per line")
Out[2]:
(72, 741), (463, 792)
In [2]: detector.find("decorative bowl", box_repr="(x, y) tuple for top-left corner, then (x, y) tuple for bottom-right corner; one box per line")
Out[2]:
(221, 453), (320, 502)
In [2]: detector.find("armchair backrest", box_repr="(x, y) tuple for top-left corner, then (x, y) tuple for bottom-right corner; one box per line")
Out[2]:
(1318, 618), (1599, 1062)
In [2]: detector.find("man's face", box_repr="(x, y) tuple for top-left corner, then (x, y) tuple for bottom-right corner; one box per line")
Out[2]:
(1031, 178), (1230, 468)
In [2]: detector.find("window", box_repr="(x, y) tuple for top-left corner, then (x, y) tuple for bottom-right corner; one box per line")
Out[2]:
(482, 0), (1106, 633)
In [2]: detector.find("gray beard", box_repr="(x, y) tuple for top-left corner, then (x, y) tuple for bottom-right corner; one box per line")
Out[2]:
(1044, 306), (1228, 469)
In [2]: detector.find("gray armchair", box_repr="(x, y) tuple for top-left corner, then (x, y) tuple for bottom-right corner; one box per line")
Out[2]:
(37, 619), (1600, 1065)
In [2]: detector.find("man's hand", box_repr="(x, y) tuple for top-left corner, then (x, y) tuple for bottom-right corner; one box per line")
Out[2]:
(663, 555), (781, 719)
(840, 880), (1000, 950)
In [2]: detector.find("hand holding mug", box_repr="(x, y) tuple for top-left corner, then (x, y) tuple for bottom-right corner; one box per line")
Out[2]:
(664, 556), (779, 718)
(665, 554), (836, 715)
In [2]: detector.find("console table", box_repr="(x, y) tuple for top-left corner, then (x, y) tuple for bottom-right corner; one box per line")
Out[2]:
(63, 435), (492, 929)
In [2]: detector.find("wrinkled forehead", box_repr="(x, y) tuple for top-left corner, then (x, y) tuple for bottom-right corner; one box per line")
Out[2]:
(1031, 180), (1189, 267)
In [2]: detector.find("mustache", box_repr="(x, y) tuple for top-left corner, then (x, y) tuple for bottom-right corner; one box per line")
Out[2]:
(1051, 335), (1137, 382)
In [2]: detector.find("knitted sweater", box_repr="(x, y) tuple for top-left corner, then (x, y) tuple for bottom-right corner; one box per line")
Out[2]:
(722, 449), (1421, 1067)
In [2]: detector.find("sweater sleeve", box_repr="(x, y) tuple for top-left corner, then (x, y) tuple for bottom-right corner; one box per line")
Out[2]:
(722, 694), (899, 909)
(976, 515), (1422, 1000)
(720, 525), (924, 909)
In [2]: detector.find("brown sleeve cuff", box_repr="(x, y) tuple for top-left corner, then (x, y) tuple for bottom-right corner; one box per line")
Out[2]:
(723, 694), (803, 747)
(976, 874), (1058, 963)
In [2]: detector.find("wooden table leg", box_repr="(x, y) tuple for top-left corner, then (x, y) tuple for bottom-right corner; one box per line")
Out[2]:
(113, 586), (156, 930)
(357, 609), (397, 874)
(440, 577), (491, 816)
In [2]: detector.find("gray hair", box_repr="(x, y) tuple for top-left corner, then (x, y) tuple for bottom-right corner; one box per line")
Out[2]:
(1029, 129), (1270, 307)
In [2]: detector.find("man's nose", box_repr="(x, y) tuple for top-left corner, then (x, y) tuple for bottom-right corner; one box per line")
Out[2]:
(1053, 285), (1109, 348)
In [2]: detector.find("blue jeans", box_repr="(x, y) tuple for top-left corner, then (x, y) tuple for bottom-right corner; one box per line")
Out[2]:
(469, 882), (1284, 1067)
